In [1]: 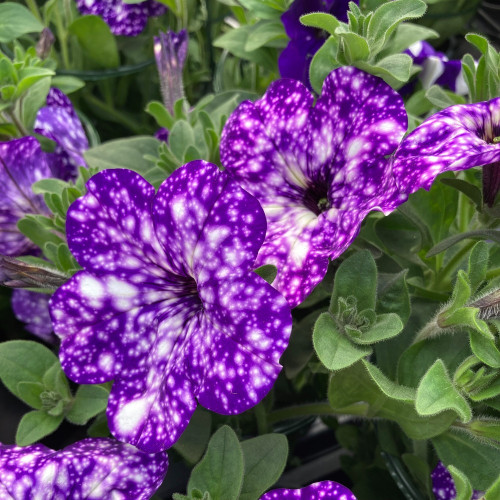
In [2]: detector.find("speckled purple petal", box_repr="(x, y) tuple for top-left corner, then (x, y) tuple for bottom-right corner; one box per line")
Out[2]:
(34, 88), (88, 181)
(50, 164), (292, 452)
(431, 462), (483, 500)
(0, 137), (51, 256)
(260, 480), (357, 499)
(11, 289), (54, 342)
(0, 437), (168, 499)
(76, 0), (166, 37)
(221, 67), (407, 307)
(393, 97), (500, 195)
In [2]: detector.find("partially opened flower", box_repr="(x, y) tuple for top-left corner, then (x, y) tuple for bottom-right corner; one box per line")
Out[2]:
(279, 0), (355, 87)
(260, 480), (357, 499)
(34, 88), (89, 181)
(49, 161), (292, 452)
(221, 66), (408, 306)
(431, 462), (482, 499)
(0, 438), (168, 498)
(0, 137), (52, 256)
(392, 97), (500, 205)
(76, 0), (166, 37)
(405, 41), (467, 95)
(11, 290), (54, 342)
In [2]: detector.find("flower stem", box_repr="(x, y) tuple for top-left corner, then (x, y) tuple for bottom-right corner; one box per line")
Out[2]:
(267, 402), (369, 425)
(412, 317), (441, 344)
(7, 110), (29, 136)
(254, 402), (269, 435)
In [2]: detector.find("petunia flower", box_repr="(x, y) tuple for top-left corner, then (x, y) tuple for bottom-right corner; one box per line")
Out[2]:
(0, 437), (168, 499)
(404, 41), (467, 95)
(392, 97), (500, 205)
(76, 0), (166, 37)
(260, 480), (357, 499)
(431, 462), (482, 499)
(34, 88), (89, 181)
(49, 161), (292, 452)
(0, 137), (52, 256)
(154, 29), (188, 115)
(220, 66), (408, 307)
(11, 290), (55, 343)
(279, 0), (356, 87)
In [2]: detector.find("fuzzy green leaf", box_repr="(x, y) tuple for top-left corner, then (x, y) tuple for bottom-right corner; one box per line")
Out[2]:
(16, 410), (63, 446)
(66, 385), (109, 425)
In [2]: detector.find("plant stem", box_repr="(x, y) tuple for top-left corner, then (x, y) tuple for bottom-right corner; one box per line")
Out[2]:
(412, 317), (441, 344)
(254, 402), (269, 435)
(435, 240), (476, 286)
(53, 7), (70, 69)
(267, 402), (369, 425)
(25, 0), (43, 23)
(7, 110), (29, 136)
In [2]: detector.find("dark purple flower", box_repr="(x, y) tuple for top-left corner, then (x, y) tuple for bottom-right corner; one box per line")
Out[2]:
(431, 462), (483, 499)
(155, 127), (169, 142)
(260, 480), (357, 499)
(279, 0), (355, 87)
(76, 0), (166, 37)
(221, 66), (408, 307)
(34, 88), (89, 181)
(405, 41), (467, 94)
(0, 137), (52, 256)
(11, 289), (55, 342)
(49, 161), (292, 452)
(0, 437), (168, 498)
(392, 97), (500, 204)
(154, 29), (188, 114)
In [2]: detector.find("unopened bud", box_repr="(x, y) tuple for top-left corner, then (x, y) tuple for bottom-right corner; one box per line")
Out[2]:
(36, 28), (55, 60)
(470, 289), (500, 320)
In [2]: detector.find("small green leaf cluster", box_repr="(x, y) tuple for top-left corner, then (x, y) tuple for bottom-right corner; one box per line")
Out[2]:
(462, 33), (500, 102)
(313, 250), (405, 371)
(146, 91), (256, 170)
(305, 0), (438, 92)
(16, 166), (98, 280)
(173, 425), (288, 500)
(213, 0), (289, 73)
(0, 341), (109, 446)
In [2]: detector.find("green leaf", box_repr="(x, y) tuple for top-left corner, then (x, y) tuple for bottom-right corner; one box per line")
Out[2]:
(0, 341), (58, 400)
(376, 271), (411, 324)
(15, 67), (55, 97)
(426, 230), (500, 257)
(254, 264), (277, 285)
(169, 120), (195, 161)
(42, 362), (71, 399)
(300, 12), (340, 36)
(84, 136), (162, 174)
(485, 473), (500, 500)
(358, 53), (413, 84)
(172, 409), (212, 464)
(432, 430), (500, 490)
(66, 385), (109, 425)
(350, 313), (403, 345)
(313, 312), (372, 370)
(20, 77), (51, 131)
(309, 36), (340, 94)
(425, 85), (466, 109)
(16, 410), (63, 446)
(379, 23), (438, 56)
(69, 16), (120, 68)
(32, 178), (70, 196)
(188, 426), (244, 500)
(239, 434), (288, 500)
(448, 466), (473, 500)
(470, 331), (500, 369)
(237, 0), (286, 19)
(331, 250), (377, 313)
(469, 419), (500, 444)
(467, 241), (489, 293)
(17, 216), (64, 257)
(16, 381), (44, 410)
(0, 3), (44, 43)
(329, 360), (457, 440)
(244, 20), (286, 51)
(439, 178), (482, 211)
(51, 75), (85, 94)
(145, 100), (175, 130)
(367, 0), (427, 54)
(415, 360), (471, 422)
(339, 32), (370, 62)
(469, 377), (500, 402)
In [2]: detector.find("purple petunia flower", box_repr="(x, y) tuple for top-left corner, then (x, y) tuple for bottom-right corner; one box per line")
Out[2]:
(0, 137), (52, 256)
(0, 437), (168, 498)
(279, 0), (356, 87)
(49, 161), (292, 453)
(221, 66), (408, 307)
(11, 290), (55, 343)
(155, 29), (188, 115)
(405, 41), (467, 95)
(34, 88), (89, 181)
(392, 97), (500, 205)
(260, 480), (357, 499)
(76, 0), (166, 37)
(431, 462), (482, 499)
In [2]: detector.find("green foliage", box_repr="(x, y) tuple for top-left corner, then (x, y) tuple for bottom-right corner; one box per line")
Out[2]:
(253, 264), (277, 285)
(16, 410), (64, 446)
(448, 466), (473, 500)
(173, 409), (212, 464)
(0, 3), (44, 43)
(307, 0), (437, 91)
(65, 385), (109, 425)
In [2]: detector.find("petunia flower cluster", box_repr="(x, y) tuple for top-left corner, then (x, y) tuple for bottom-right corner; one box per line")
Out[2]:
(261, 480), (357, 499)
